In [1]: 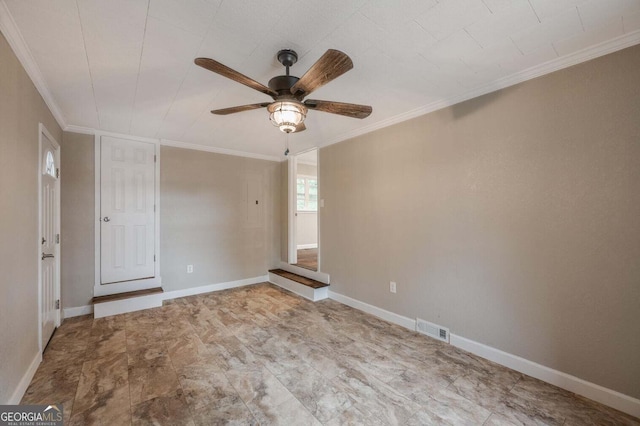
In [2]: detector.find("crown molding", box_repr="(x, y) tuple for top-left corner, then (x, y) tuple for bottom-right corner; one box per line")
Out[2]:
(0, 0), (67, 130)
(315, 30), (640, 150)
(62, 127), (282, 161)
(160, 139), (281, 162)
(64, 125), (95, 135)
(3, 0), (638, 157)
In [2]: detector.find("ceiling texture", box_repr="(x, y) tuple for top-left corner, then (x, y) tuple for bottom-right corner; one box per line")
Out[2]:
(2, 0), (640, 159)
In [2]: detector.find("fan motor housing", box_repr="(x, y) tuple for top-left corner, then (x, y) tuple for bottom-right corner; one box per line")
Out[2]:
(268, 75), (300, 95)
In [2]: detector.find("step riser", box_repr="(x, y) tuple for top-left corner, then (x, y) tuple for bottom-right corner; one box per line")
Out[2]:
(278, 261), (330, 284)
(269, 273), (328, 302)
(94, 293), (163, 318)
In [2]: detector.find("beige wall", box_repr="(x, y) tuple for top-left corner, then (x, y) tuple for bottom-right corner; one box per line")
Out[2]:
(296, 212), (317, 247)
(297, 163), (317, 177)
(58, 141), (282, 303)
(60, 132), (94, 308)
(296, 163), (318, 247)
(320, 45), (640, 399)
(0, 31), (62, 403)
(160, 146), (281, 290)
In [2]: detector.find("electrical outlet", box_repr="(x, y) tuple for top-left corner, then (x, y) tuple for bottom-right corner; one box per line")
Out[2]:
(390, 281), (396, 293)
(187, 265), (193, 274)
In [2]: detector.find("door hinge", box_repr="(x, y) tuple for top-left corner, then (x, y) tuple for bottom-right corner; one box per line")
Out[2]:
(154, 204), (156, 212)
(56, 234), (60, 244)
(154, 255), (156, 262)
(154, 154), (157, 163)
(55, 168), (60, 178)
(55, 299), (60, 309)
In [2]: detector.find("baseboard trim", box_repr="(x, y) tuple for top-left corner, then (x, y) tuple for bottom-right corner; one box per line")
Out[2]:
(161, 275), (269, 301)
(63, 305), (93, 319)
(327, 290), (416, 330)
(449, 334), (640, 418)
(8, 351), (42, 404)
(297, 244), (318, 250)
(62, 276), (269, 319)
(327, 290), (640, 419)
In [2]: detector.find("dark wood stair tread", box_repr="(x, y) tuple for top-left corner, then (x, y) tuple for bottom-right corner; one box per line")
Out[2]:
(92, 287), (163, 304)
(269, 269), (329, 289)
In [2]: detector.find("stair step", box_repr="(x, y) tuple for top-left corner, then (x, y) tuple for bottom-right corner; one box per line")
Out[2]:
(92, 287), (163, 304)
(269, 269), (329, 289)
(92, 287), (164, 318)
(268, 269), (328, 302)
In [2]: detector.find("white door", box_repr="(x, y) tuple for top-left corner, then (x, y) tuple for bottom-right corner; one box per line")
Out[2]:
(40, 130), (60, 349)
(100, 136), (156, 284)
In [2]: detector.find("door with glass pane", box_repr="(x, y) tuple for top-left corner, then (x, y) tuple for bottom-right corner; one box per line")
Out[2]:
(40, 127), (60, 350)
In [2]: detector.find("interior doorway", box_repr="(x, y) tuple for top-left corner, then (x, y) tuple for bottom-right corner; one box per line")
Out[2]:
(94, 133), (161, 297)
(289, 149), (319, 271)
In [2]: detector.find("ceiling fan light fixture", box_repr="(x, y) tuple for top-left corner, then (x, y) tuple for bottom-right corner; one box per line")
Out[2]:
(268, 101), (307, 133)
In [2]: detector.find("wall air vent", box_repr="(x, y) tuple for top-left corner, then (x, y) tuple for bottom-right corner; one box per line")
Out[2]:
(416, 318), (450, 343)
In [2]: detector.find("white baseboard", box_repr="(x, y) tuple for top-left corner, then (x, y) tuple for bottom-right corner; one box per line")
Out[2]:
(161, 275), (269, 301)
(63, 305), (93, 319)
(269, 272), (328, 302)
(449, 334), (640, 418)
(297, 244), (318, 250)
(328, 290), (416, 330)
(8, 351), (42, 404)
(327, 290), (640, 419)
(62, 276), (269, 320)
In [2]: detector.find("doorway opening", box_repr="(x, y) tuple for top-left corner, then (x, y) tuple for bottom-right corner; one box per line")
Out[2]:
(289, 149), (319, 271)
(93, 133), (161, 297)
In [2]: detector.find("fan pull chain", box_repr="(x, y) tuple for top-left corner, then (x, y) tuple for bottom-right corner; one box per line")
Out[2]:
(284, 132), (290, 156)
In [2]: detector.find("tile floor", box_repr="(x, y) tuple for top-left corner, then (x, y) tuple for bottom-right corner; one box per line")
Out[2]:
(22, 283), (639, 425)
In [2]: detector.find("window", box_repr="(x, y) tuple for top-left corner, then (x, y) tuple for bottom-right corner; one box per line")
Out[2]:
(44, 150), (56, 177)
(297, 176), (317, 211)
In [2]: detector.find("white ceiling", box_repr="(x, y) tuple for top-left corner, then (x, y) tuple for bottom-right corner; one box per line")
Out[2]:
(3, 0), (640, 159)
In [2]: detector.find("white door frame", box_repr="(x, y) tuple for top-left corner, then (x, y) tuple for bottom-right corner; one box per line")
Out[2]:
(93, 130), (161, 297)
(38, 123), (61, 352)
(287, 156), (298, 265)
(287, 148), (321, 270)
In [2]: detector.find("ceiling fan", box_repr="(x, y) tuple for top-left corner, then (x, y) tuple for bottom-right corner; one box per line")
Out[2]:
(194, 49), (372, 133)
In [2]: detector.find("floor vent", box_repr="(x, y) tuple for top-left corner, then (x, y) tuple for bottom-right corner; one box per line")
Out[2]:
(416, 318), (450, 343)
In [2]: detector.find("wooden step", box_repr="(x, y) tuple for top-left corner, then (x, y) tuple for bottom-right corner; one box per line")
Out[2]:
(92, 287), (164, 318)
(269, 269), (329, 289)
(92, 287), (163, 304)
(268, 269), (328, 302)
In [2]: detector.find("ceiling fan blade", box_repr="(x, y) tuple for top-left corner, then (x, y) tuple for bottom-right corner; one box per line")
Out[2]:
(195, 58), (277, 98)
(211, 103), (271, 115)
(290, 49), (353, 97)
(304, 99), (372, 119)
(294, 122), (306, 132)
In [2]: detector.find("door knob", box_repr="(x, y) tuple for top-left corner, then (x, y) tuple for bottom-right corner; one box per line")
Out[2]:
(42, 252), (54, 260)
(103, 217), (110, 222)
